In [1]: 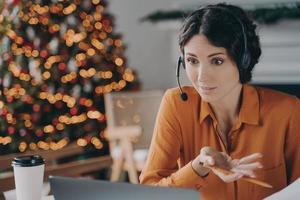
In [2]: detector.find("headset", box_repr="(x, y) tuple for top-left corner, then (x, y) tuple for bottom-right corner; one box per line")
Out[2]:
(176, 5), (251, 101)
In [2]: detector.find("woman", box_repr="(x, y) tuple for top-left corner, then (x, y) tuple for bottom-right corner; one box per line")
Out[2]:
(140, 3), (300, 200)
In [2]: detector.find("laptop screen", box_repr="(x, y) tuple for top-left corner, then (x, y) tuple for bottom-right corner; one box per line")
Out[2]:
(49, 176), (200, 200)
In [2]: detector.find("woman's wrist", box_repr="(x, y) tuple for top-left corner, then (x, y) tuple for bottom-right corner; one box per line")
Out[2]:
(191, 159), (210, 177)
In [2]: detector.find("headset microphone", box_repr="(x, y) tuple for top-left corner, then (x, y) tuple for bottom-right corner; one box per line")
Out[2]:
(176, 57), (188, 101)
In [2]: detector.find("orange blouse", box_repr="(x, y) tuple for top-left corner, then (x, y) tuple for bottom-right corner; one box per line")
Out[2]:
(140, 84), (300, 200)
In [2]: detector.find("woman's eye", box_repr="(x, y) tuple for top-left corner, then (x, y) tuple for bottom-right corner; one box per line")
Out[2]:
(212, 58), (224, 65)
(186, 57), (199, 65)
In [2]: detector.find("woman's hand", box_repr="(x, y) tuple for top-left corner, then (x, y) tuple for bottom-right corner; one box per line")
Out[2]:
(192, 146), (263, 182)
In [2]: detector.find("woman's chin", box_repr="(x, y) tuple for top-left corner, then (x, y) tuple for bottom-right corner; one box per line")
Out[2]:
(198, 93), (217, 102)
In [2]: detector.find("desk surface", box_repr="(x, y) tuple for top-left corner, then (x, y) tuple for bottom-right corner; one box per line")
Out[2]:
(3, 183), (54, 200)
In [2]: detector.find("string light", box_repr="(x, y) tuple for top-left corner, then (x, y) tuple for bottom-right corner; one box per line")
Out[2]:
(37, 141), (50, 150)
(104, 26), (113, 33)
(94, 22), (102, 30)
(49, 24), (60, 33)
(24, 120), (32, 128)
(18, 142), (27, 152)
(87, 48), (96, 56)
(96, 70), (113, 79)
(77, 138), (87, 147)
(0, 136), (12, 145)
(42, 71), (51, 80)
(92, 0), (101, 5)
(95, 86), (103, 94)
(114, 39), (122, 47)
(28, 17), (39, 25)
(123, 69), (135, 82)
(119, 80), (127, 88)
(64, 30), (86, 46)
(61, 72), (77, 83)
(87, 110), (103, 119)
(33, 4), (49, 15)
(63, 4), (77, 15)
(58, 114), (87, 124)
(78, 42), (90, 51)
(75, 53), (86, 61)
(115, 57), (124, 66)
(56, 123), (65, 131)
(50, 4), (63, 14)
(44, 55), (61, 69)
(99, 31), (107, 39)
(29, 142), (37, 150)
(107, 38), (114, 46)
(91, 136), (103, 149)
(91, 38), (104, 50)
(6, 29), (17, 39)
(43, 124), (55, 133)
(79, 68), (96, 78)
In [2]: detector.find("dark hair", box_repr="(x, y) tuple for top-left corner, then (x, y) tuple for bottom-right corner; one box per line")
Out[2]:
(179, 3), (261, 83)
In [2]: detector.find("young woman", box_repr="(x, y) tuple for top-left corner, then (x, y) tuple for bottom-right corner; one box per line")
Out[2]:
(140, 3), (300, 200)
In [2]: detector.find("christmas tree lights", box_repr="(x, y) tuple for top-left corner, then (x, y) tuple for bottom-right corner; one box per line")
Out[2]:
(0, 0), (139, 155)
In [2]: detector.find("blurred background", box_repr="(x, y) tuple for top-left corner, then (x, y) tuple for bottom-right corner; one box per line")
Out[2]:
(0, 0), (299, 197)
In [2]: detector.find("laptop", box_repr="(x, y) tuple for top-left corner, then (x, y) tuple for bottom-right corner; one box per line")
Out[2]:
(49, 176), (200, 200)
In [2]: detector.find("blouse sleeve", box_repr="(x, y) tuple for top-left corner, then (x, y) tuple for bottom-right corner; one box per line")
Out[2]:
(139, 89), (207, 189)
(285, 97), (300, 184)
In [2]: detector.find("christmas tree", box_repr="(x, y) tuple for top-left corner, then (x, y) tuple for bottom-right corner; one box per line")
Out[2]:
(0, 0), (139, 155)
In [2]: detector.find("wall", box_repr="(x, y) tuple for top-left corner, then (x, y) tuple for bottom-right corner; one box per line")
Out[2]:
(109, 0), (300, 90)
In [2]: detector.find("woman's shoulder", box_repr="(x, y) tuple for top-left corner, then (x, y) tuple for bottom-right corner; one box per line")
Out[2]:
(253, 85), (299, 109)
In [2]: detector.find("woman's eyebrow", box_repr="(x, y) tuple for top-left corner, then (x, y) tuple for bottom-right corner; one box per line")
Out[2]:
(208, 53), (224, 57)
(186, 52), (198, 57)
(185, 52), (225, 57)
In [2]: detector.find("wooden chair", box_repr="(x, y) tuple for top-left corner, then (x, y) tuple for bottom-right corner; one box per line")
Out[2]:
(104, 90), (164, 183)
(0, 142), (112, 193)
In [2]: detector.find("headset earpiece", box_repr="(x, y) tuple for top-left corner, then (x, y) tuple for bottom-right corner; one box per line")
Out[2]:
(180, 56), (186, 69)
(241, 49), (251, 70)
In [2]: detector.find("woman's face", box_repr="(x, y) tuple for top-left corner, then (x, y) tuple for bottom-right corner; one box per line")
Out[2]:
(184, 34), (241, 103)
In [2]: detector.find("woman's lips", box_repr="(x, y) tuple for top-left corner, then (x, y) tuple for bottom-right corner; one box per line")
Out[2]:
(200, 86), (217, 90)
(199, 86), (217, 94)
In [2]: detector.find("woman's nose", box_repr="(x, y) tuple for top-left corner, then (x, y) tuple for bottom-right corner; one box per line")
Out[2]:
(196, 64), (210, 81)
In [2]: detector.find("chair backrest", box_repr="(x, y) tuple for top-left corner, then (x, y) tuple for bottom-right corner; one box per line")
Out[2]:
(104, 90), (164, 149)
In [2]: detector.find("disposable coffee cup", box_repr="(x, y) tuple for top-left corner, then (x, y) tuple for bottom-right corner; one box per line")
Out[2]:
(12, 155), (45, 200)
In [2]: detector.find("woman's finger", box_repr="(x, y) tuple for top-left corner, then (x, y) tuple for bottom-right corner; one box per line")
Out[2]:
(212, 168), (243, 182)
(238, 153), (263, 164)
(235, 162), (263, 170)
(231, 168), (256, 178)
